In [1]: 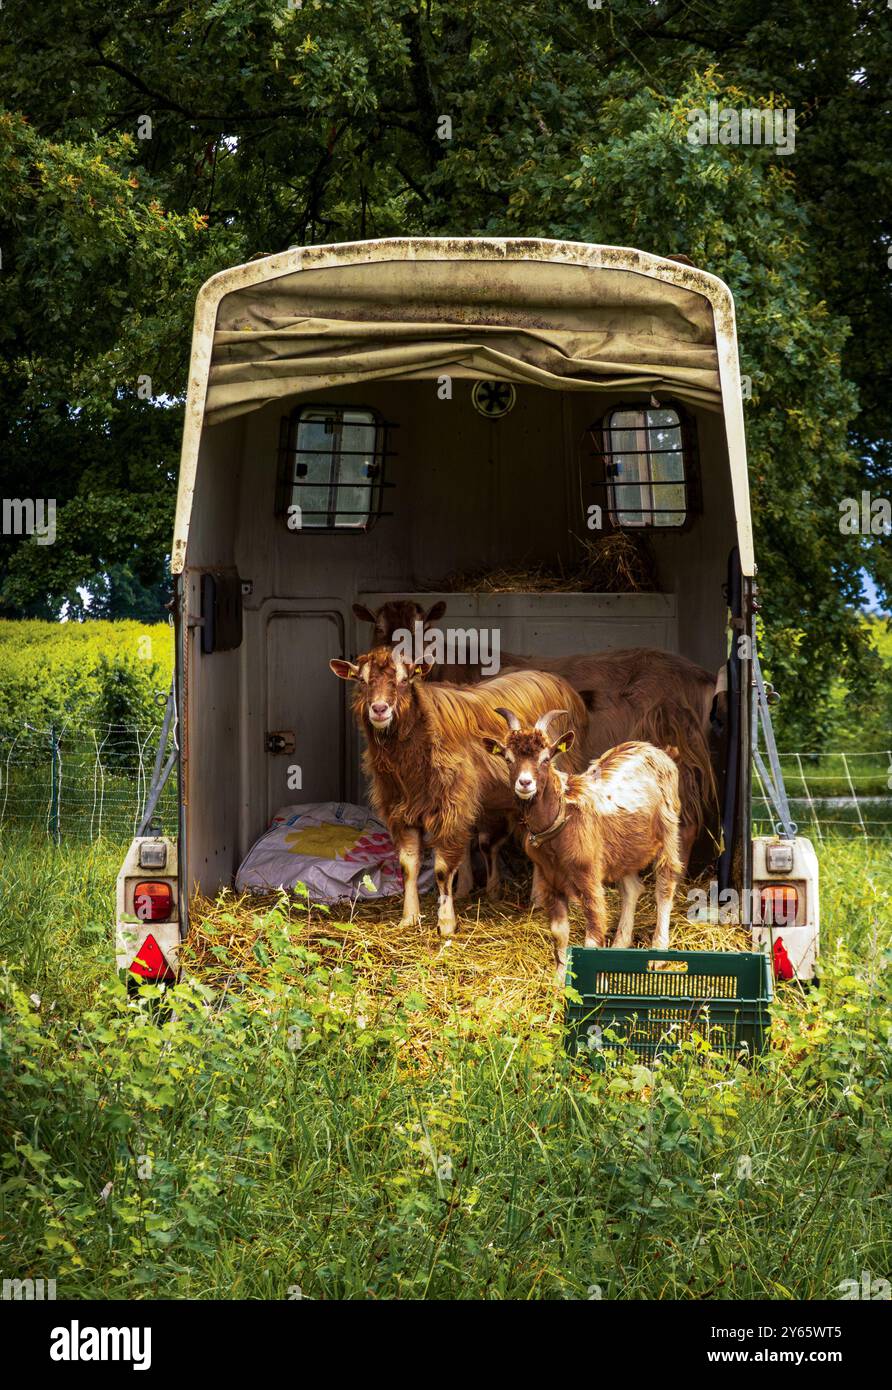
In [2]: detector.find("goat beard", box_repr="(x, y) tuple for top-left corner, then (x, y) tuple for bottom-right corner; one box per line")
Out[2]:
(355, 696), (415, 742)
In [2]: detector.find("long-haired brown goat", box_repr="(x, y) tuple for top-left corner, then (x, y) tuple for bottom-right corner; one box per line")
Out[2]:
(354, 598), (716, 867)
(330, 648), (588, 937)
(481, 709), (684, 980)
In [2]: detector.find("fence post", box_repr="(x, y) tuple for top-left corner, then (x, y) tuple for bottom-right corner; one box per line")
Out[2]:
(752, 761), (769, 832)
(794, 752), (822, 843)
(840, 751), (867, 837)
(50, 724), (61, 845)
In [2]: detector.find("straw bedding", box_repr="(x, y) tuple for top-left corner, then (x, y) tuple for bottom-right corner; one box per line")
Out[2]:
(183, 876), (750, 1044)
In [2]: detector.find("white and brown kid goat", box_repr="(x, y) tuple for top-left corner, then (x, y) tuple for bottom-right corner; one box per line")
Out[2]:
(481, 710), (684, 979)
(330, 648), (588, 938)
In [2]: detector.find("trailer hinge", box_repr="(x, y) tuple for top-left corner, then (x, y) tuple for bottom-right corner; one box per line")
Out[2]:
(265, 730), (295, 754)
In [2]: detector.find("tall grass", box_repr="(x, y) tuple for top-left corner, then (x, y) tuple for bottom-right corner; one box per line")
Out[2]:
(0, 830), (889, 1300)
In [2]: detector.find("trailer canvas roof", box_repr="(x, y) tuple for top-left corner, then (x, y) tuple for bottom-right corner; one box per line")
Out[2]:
(173, 238), (754, 574)
(206, 255), (723, 425)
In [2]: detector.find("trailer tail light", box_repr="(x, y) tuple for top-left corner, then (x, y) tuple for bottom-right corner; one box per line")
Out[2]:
(129, 933), (175, 983)
(759, 884), (798, 926)
(139, 841), (168, 870)
(134, 881), (173, 922)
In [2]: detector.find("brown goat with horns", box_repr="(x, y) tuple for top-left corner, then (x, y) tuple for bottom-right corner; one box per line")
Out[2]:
(481, 709), (684, 980)
(330, 648), (588, 937)
(354, 598), (717, 869)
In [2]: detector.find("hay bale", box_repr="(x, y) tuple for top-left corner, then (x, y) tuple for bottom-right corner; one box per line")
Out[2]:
(431, 530), (656, 597)
(573, 531), (657, 594)
(434, 561), (571, 595)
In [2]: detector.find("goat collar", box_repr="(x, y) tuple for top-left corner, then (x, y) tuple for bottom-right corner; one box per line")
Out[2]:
(520, 788), (568, 849)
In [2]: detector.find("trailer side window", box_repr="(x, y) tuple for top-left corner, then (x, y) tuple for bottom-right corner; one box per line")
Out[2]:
(601, 406), (690, 528)
(277, 405), (385, 531)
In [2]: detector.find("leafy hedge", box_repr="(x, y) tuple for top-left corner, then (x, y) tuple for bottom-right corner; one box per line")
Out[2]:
(0, 620), (174, 732)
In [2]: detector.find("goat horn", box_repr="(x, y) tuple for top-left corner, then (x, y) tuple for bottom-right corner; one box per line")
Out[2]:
(494, 706), (521, 731)
(534, 708), (570, 735)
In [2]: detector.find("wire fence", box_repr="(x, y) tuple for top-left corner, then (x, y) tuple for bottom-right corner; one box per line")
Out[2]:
(752, 748), (892, 840)
(0, 724), (178, 843)
(0, 725), (890, 844)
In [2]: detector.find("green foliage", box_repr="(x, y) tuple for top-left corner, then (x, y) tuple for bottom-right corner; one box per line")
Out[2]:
(766, 613), (892, 750)
(0, 620), (173, 730)
(91, 656), (165, 767)
(0, 0), (889, 716)
(0, 832), (889, 1298)
(488, 66), (873, 744)
(0, 105), (238, 618)
(822, 616), (892, 750)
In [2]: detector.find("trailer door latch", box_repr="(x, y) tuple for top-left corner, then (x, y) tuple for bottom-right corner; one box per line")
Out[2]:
(265, 731), (295, 754)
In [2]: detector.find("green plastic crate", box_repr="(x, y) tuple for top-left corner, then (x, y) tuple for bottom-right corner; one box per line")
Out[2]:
(565, 947), (773, 1065)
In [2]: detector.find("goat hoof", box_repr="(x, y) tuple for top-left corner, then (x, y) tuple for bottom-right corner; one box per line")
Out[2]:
(399, 914), (422, 927)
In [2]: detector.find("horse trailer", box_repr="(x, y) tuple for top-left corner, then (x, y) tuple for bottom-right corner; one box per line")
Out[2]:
(116, 237), (819, 985)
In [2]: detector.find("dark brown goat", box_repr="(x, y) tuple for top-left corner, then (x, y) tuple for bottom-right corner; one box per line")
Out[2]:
(330, 647), (587, 937)
(353, 599), (446, 651)
(482, 712), (683, 979)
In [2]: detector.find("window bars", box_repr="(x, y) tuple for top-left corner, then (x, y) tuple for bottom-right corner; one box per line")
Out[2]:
(276, 404), (396, 531)
(587, 403), (698, 528)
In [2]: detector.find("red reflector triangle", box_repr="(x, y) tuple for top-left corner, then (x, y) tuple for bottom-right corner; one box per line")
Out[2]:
(773, 936), (795, 982)
(130, 933), (175, 982)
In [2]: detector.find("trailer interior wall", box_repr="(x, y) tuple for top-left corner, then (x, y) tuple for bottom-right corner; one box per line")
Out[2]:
(183, 381), (737, 896)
